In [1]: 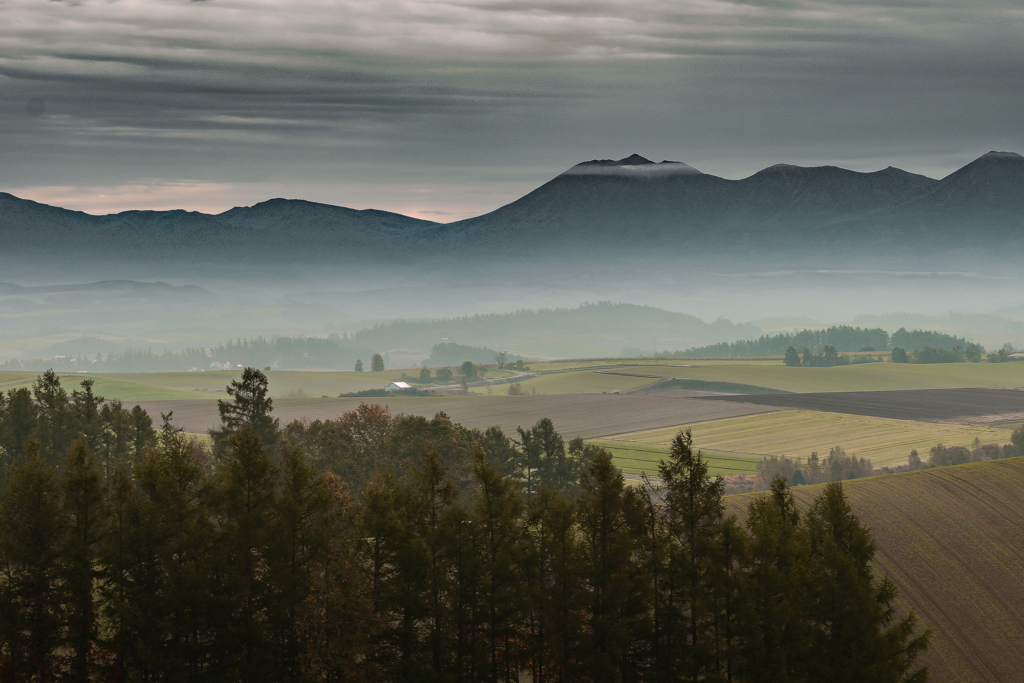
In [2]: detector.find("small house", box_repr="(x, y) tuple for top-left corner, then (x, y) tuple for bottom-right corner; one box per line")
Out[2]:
(385, 381), (412, 392)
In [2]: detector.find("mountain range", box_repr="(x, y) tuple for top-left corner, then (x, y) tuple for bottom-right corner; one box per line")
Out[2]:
(2, 150), (1022, 278)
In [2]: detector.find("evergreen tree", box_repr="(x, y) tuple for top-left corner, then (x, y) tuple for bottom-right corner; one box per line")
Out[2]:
(0, 443), (66, 682)
(784, 346), (802, 367)
(526, 484), (585, 681)
(518, 418), (573, 495)
(409, 448), (459, 675)
(804, 482), (931, 682)
(477, 426), (522, 481)
(214, 367), (280, 454)
(371, 354), (385, 372)
(660, 429), (726, 679)
(128, 405), (154, 458)
(354, 359), (364, 372)
(33, 370), (77, 465)
(97, 400), (131, 472)
(214, 425), (280, 681)
(576, 449), (649, 682)
(60, 436), (108, 682)
(471, 448), (527, 681)
(297, 476), (378, 681)
(270, 445), (335, 682)
(71, 379), (105, 454)
(0, 388), (37, 474)
(357, 471), (430, 677)
(737, 475), (811, 682)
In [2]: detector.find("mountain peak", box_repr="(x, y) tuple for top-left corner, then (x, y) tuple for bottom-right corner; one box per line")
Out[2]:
(565, 154), (702, 177)
(979, 150), (1023, 161)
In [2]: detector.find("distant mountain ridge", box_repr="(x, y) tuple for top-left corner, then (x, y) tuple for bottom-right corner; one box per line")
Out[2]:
(2, 151), (1022, 275)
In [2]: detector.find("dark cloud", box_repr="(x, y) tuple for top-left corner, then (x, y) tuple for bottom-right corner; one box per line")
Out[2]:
(0, 0), (1021, 215)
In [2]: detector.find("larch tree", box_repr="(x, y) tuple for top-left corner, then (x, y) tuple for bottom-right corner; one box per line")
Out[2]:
(213, 367), (280, 454)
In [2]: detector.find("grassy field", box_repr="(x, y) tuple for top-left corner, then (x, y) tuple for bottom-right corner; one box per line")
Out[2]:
(590, 441), (759, 478)
(604, 410), (1020, 467)
(724, 458), (1024, 683)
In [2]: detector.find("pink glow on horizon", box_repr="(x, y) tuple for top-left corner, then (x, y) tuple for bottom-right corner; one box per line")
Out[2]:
(8, 179), (529, 222)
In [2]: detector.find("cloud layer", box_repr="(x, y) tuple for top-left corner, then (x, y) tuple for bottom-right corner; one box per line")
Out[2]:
(2, 0), (1022, 216)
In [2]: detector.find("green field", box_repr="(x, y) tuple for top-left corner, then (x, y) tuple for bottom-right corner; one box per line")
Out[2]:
(590, 441), (759, 477)
(510, 359), (1024, 394)
(724, 458), (1024, 683)
(605, 410), (1020, 467)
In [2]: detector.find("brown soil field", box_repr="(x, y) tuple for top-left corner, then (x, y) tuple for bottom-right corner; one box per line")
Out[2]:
(706, 388), (1024, 423)
(140, 395), (780, 440)
(725, 458), (1024, 683)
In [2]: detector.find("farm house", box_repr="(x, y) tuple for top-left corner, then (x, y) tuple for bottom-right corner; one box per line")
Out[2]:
(385, 381), (413, 392)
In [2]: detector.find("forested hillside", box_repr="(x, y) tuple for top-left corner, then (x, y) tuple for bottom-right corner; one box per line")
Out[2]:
(0, 370), (931, 681)
(2, 302), (759, 371)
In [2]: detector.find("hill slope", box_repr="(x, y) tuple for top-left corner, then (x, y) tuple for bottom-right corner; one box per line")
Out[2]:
(726, 458), (1024, 683)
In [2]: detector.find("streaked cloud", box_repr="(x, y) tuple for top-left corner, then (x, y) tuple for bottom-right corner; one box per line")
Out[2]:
(1, 0), (1022, 216)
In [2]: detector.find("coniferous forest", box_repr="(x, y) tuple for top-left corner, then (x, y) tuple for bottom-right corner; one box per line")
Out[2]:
(0, 369), (931, 682)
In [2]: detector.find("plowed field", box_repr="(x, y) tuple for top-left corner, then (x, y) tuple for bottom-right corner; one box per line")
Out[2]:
(725, 458), (1024, 683)
(706, 388), (1024, 423)
(137, 395), (780, 440)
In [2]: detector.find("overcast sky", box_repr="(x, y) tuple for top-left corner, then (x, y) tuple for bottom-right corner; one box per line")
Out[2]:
(2, 0), (1022, 219)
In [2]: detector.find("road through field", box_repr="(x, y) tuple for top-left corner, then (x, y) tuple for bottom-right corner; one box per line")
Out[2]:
(138, 395), (781, 440)
(725, 458), (1024, 683)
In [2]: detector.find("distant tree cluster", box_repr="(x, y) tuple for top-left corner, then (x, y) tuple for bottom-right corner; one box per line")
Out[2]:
(783, 345), (849, 367)
(2, 336), (386, 373)
(0, 368), (931, 682)
(755, 446), (874, 489)
(890, 342), (986, 364)
(987, 344), (1020, 362)
(918, 432), (1024, 468)
(428, 342), (523, 367)
(681, 325), (973, 358)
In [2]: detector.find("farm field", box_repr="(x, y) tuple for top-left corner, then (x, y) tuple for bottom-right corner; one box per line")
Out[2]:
(724, 458), (1024, 683)
(470, 369), (656, 395)
(707, 388), (1024, 422)
(590, 441), (758, 478)
(574, 361), (1024, 393)
(604, 410), (1019, 467)
(136, 395), (781, 441)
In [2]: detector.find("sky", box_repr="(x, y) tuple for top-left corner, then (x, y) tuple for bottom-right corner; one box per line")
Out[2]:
(2, 0), (1023, 220)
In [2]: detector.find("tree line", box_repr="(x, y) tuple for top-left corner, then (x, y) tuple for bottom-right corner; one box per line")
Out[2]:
(755, 431), (1024, 489)
(0, 371), (155, 481)
(3, 337), (530, 376)
(0, 369), (931, 682)
(680, 326), (970, 358)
